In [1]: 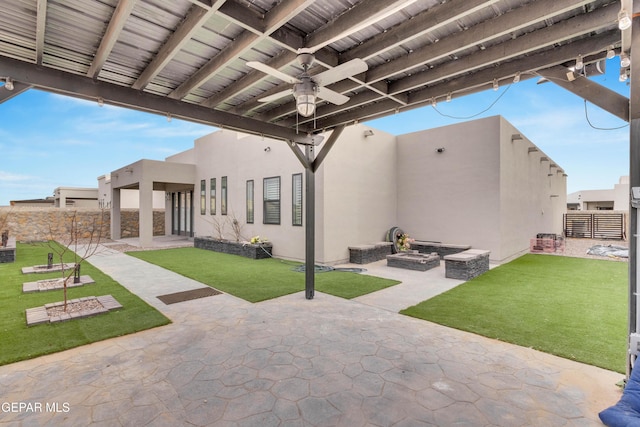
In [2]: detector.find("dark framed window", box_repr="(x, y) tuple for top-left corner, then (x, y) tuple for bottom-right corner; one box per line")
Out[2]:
(263, 176), (280, 225)
(200, 180), (206, 215)
(221, 176), (227, 215)
(292, 173), (302, 226)
(246, 180), (254, 224)
(210, 178), (216, 215)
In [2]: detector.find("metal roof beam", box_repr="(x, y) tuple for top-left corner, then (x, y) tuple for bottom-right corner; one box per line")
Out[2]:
(537, 65), (629, 122)
(369, 0), (609, 85)
(35, 0), (48, 65)
(132, 2), (220, 90)
(256, 3), (616, 126)
(169, 0), (315, 100)
(388, 4), (617, 95)
(312, 30), (620, 130)
(221, 0), (424, 114)
(87, 0), (138, 79)
(203, 50), (297, 108)
(0, 82), (31, 104)
(304, 0), (418, 51)
(168, 30), (258, 100)
(0, 55), (311, 144)
(341, 0), (501, 62)
(406, 31), (620, 104)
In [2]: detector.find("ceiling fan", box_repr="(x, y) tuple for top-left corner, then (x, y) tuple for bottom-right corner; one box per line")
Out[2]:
(247, 48), (368, 118)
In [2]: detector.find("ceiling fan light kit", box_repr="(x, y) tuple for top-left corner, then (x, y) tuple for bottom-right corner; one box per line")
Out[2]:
(295, 81), (317, 117)
(247, 49), (368, 125)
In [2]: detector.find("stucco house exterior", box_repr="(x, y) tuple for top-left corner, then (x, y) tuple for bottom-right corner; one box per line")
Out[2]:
(108, 115), (566, 264)
(98, 173), (166, 209)
(12, 187), (99, 207)
(567, 176), (629, 211)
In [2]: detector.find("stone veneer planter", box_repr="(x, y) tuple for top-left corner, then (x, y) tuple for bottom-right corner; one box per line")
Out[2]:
(194, 236), (273, 259)
(411, 241), (471, 259)
(0, 237), (16, 263)
(386, 251), (440, 271)
(444, 249), (490, 280)
(348, 242), (393, 264)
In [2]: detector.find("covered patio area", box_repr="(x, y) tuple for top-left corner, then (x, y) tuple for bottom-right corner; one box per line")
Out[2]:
(110, 159), (195, 248)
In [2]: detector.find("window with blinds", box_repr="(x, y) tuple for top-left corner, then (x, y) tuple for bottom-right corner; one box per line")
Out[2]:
(210, 178), (216, 215)
(221, 176), (227, 215)
(263, 176), (280, 225)
(292, 173), (302, 226)
(200, 180), (206, 215)
(246, 180), (254, 224)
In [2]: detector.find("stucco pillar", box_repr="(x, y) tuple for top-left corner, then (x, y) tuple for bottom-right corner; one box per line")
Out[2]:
(139, 179), (154, 248)
(111, 188), (121, 240)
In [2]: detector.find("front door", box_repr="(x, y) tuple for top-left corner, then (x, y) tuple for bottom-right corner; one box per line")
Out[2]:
(171, 191), (193, 236)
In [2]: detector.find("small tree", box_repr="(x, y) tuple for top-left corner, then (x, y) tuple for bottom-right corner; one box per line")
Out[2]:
(0, 207), (12, 247)
(45, 209), (107, 311)
(229, 211), (245, 242)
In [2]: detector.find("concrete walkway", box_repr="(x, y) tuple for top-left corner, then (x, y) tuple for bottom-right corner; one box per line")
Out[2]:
(0, 246), (623, 426)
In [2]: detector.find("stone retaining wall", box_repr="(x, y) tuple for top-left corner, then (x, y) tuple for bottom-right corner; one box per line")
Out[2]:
(0, 207), (164, 241)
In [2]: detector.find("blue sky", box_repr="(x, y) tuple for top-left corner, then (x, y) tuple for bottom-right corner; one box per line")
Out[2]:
(0, 57), (630, 206)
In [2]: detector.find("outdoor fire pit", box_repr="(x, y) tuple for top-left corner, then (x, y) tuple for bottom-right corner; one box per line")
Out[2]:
(386, 251), (440, 271)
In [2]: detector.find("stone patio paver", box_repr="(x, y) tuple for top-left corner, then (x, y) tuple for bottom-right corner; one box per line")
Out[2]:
(0, 243), (625, 426)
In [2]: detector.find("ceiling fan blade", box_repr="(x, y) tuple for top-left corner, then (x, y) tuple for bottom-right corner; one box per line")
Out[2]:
(314, 59), (368, 86)
(258, 88), (293, 103)
(317, 87), (350, 105)
(246, 61), (301, 84)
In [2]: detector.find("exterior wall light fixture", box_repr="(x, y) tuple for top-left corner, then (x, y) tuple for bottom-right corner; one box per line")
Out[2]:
(3, 78), (13, 91)
(621, 52), (631, 68)
(619, 9), (632, 30)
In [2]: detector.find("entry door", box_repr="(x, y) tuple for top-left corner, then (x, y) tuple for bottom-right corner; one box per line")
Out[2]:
(171, 191), (194, 236)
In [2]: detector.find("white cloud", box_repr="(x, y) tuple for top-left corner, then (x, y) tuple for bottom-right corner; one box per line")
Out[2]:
(0, 171), (32, 181)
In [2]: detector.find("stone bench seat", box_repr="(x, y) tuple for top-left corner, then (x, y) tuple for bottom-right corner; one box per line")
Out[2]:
(411, 241), (471, 259)
(444, 249), (490, 280)
(349, 242), (393, 264)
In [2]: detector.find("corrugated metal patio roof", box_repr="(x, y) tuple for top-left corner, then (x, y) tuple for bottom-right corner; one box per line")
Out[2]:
(0, 0), (630, 144)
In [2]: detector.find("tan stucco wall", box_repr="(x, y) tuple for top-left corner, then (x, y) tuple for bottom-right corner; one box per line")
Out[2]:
(316, 125), (398, 264)
(395, 116), (565, 263)
(498, 117), (566, 262)
(396, 117), (502, 259)
(98, 175), (166, 209)
(54, 187), (99, 208)
(187, 130), (308, 262)
(181, 125), (397, 264)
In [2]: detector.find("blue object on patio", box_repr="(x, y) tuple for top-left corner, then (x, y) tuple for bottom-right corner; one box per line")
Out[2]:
(599, 358), (640, 426)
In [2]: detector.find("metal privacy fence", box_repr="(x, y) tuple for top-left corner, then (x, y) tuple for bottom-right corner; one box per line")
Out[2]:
(563, 212), (626, 240)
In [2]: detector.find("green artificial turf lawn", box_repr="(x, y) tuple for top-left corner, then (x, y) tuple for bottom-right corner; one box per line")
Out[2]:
(401, 254), (628, 373)
(128, 247), (400, 302)
(0, 243), (170, 366)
